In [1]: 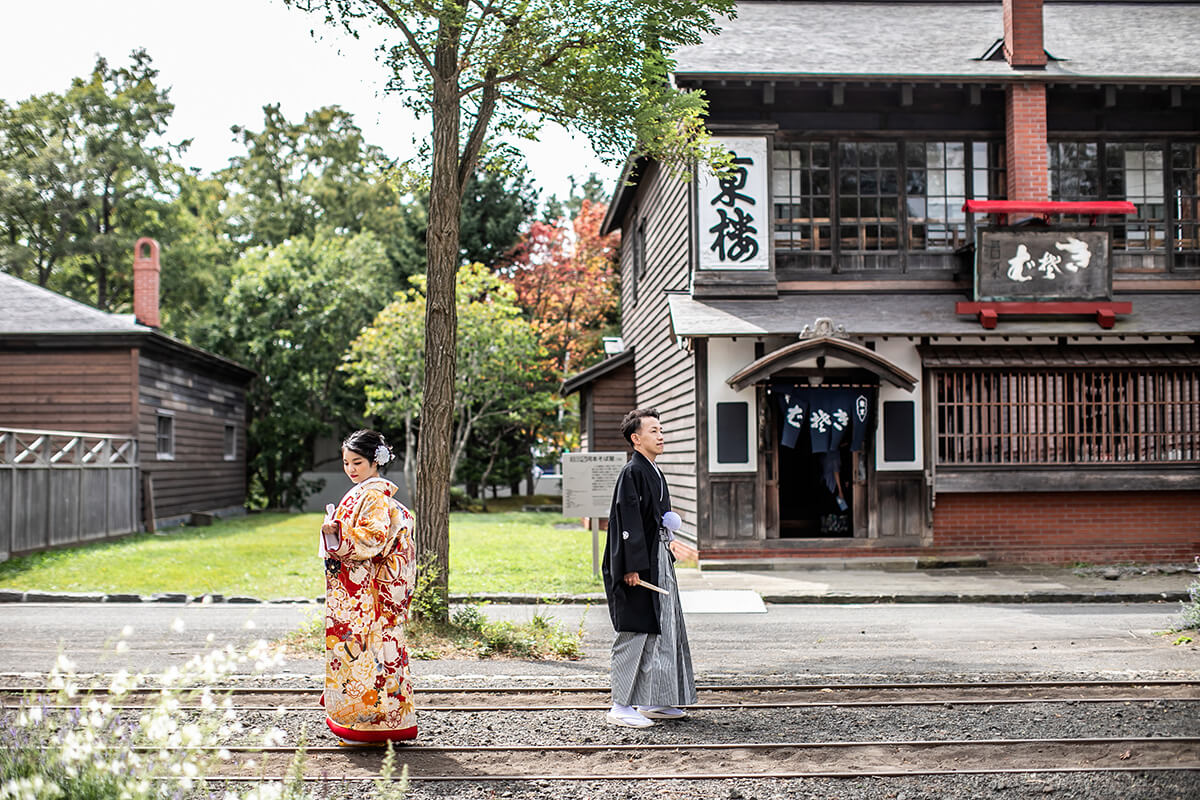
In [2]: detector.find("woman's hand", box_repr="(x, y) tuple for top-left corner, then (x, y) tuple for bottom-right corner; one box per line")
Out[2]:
(668, 540), (689, 560)
(321, 520), (340, 537)
(623, 571), (641, 587)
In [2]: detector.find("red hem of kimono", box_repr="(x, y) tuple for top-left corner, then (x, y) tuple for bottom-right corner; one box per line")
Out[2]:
(326, 717), (417, 742)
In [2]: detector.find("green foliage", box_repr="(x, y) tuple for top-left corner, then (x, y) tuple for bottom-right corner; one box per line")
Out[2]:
(449, 605), (584, 659)
(457, 169), (539, 267)
(1175, 575), (1200, 632)
(285, 598), (583, 661)
(220, 104), (422, 269)
(285, 0), (737, 176)
(198, 232), (396, 509)
(344, 262), (557, 490)
(543, 172), (609, 222)
(0, 49), (178, 310)
(374, 742), (410, 800)
(409, 552), (449, 624)
(448, 486), (484, 512)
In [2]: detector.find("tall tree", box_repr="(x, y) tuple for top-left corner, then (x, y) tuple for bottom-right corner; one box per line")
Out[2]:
(286, 0), (735, 618)
(343, 263), (555, 501)
(202, 232), (393, 509)
(0, 50), (176, 310)
(506, 198), (620, 378)
(457, 169), (538, 267)
(220, 104), (423, 274)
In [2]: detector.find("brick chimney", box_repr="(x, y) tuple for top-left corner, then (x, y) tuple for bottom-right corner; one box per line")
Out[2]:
(1003, 0), (1048, 68)
(133, 237), (161, 328)
(1002, 1), (1050, 202)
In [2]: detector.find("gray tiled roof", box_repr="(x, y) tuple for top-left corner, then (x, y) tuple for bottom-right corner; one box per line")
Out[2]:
(0, 272), (146, 334)
(668, 291), (1200, 338)
(674, 2), (1200, 81)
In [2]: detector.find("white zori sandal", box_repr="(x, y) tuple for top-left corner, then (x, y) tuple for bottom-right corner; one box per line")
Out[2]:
(637, 706), (687, 720)
(606, 704), (655, 728)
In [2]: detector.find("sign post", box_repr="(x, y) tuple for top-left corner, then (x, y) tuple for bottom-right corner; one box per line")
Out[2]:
(561, 452), (627, 576)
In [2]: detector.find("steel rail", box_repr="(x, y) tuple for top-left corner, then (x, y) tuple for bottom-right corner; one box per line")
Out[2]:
(3, 678), (1197, 694)
(10, 696), (1196, 712)
(78, 734), (1200, 754)
(169, 737), (1200, 782)
(203, 765), (1200, 782)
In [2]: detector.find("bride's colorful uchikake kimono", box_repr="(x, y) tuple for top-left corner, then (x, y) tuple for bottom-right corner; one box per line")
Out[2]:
(322, 476), (418, 742)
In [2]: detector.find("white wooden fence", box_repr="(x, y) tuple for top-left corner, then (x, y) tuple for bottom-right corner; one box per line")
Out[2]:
(0, 428), (139, 559)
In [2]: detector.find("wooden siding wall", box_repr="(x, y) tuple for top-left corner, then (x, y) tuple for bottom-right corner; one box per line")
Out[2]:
(138, 351), (247, 518)
(0, 349), (136, 434)
(620, 161), (700, 541)
(872, 471), (927, 539)
(588, 363), (637, 454)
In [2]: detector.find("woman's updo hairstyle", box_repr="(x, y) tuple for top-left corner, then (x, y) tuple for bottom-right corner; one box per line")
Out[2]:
(342, 429), (394, 469)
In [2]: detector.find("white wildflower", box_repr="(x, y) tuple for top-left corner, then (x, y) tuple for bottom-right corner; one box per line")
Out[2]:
(121, 625), (134, 638)
(261, 727), (287, 747)
(114, 640), (129, 654)
(243, 619), (257, 630)
(108, 669), (134, 696)
(170, 617), (186, 634)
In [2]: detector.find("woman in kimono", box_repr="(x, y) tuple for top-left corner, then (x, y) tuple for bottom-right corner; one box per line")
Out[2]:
(319, 429), (418, 743)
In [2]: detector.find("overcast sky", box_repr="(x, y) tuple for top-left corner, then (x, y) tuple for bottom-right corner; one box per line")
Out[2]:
(0, 0), (619, 203)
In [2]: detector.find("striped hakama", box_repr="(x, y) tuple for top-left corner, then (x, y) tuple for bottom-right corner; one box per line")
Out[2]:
(610, 533), (697, 707)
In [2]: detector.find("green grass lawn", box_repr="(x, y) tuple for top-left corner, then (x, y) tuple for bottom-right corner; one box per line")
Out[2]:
(0, 509), (604, 598)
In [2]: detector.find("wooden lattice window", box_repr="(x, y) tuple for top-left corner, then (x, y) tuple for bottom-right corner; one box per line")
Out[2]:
(933, 367), (1200, 466)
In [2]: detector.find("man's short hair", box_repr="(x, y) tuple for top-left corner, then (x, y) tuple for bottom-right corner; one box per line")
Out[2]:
(620, 408), (660, 445)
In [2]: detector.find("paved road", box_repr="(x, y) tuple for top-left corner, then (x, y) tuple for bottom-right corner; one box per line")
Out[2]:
(2, 600), (1194, 680)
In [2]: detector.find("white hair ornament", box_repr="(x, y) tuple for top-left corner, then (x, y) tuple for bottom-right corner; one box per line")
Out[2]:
(374, 444), (393, 465)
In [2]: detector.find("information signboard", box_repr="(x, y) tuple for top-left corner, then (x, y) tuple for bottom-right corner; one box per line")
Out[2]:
(975, 228), (1112, 302)
(562, 452), (626, 517)
(562, 451), (627, 575)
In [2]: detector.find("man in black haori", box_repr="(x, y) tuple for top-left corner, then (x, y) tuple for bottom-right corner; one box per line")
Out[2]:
(602, 408), (697, 728)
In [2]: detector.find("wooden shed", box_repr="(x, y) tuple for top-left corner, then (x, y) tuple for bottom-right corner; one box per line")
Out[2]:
(0, 240), (253, 553)
(561, 348), (636, 455)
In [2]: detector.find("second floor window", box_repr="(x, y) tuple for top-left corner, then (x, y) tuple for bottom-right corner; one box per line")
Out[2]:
(1049, 140), (1199, 260)
(774, 139), (1004, 269)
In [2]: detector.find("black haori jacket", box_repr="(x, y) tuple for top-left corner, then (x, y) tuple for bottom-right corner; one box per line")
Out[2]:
(602, 450), (671, 634)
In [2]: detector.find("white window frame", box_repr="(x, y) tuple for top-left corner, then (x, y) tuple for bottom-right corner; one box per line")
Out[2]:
(223, 423), (237, 461)
(155, 411), (175, 461)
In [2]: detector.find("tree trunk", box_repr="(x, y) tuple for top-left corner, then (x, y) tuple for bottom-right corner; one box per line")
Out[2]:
(413, 42), (462, 623)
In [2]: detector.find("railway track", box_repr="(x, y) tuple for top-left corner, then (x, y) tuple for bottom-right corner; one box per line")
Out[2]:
(128, 737), (1200, 782)
(4, 678), (1198, 711)
(4, 679), (1198, 783)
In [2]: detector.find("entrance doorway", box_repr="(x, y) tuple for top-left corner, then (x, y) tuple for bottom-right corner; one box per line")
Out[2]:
(765, 377), (876, 539)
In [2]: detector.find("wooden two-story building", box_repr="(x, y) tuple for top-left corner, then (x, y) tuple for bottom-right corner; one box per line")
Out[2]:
(568, 0), (1200, 565)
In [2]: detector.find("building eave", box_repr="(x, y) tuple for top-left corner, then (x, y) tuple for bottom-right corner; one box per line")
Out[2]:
(600, 157), (649, 236)
(561, 348), (635, 397)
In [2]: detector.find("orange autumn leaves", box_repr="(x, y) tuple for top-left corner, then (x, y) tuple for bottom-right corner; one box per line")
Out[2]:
(503, 199), (621, 377)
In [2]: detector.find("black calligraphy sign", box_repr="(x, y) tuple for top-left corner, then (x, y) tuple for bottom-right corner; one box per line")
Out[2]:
(708, 154), (760, 264)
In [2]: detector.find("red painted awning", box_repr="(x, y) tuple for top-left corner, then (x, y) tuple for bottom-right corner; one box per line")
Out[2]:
(962, 200), (1137, 215)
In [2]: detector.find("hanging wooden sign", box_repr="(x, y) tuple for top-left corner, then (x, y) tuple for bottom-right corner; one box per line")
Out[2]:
(974, 228), (1113, 302)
